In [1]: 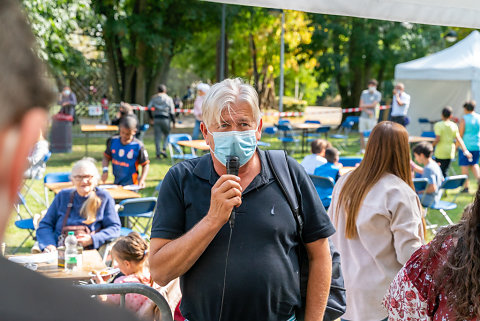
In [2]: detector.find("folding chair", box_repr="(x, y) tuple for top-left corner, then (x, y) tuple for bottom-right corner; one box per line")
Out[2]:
(44, 172), (71, 205)
(263, 126), (278, 136)
(117, 197), (157, 237)
(308, 174), (335, 209)
(167, 133), (197, 165)
(276, 124), (299, 154)
(429, 175), (468, 225)
(13, 192), (36, 253)
(421, 131), (436, 138)
(22, 151), (51, 207)
(419, 118), (434, 131)
(152, 180), (163, 198)
(413, 178), (438, 232)
(338, 157), (363, 167)
(331, 117), (357, 150)
(137, 123), (149, 142)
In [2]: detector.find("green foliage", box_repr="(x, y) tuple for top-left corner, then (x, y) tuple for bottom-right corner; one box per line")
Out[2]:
(23, 0), (101, 85)
(304, 15), (446, 108)
(279, 97), (307, 112)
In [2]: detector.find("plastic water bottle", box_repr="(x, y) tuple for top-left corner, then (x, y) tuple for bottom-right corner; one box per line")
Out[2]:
(64, 231), (78, 272)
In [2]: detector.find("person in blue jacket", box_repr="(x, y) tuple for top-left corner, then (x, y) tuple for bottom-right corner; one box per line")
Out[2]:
(37, 158), (121, 251)
(314, 147), (341, 208)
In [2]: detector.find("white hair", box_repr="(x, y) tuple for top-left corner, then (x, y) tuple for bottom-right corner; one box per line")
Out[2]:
(196, 83), (210, 94)
(71, 157), (99, 180)
(201, 78), (261, 128)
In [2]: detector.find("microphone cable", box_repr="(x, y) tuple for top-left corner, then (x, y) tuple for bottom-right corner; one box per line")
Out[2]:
(218, 223), (233, 321)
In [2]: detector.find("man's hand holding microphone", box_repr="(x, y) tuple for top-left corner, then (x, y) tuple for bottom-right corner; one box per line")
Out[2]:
(206, 156), (241, 229)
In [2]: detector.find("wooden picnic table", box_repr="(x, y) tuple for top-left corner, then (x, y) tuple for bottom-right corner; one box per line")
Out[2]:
(339, 166), (355, 176)
(408, 136), (435, 144)
(45, 182), (140, 201)
(80, 125), (119, 156)
(177, 139), (210, 150)
(10, 250), (106, 281)
(291, 123), (327, 154)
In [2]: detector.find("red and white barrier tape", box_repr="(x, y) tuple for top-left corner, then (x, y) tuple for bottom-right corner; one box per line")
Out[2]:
(130, 104), (391, 116)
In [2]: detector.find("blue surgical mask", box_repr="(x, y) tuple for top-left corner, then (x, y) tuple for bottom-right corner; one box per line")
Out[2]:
(208, 129), (258, 167)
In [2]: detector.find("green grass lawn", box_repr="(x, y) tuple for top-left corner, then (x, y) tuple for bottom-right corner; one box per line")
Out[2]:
(6, 125), (476, 253)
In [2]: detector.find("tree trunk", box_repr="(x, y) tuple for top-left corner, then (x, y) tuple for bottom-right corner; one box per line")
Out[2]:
(250, 33), (259, 90)
(135, 41), (147, 105)
(104, 35), (121, 102)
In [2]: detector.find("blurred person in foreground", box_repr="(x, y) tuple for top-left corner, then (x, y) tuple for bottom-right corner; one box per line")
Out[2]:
(384, 193), (480, 320)
(328, 121), (424, 321)
(150, 78), (334, 321)
(0, 1), (138, 320)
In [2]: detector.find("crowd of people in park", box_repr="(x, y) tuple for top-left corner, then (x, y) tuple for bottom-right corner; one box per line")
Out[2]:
(6, 0), (480, 320)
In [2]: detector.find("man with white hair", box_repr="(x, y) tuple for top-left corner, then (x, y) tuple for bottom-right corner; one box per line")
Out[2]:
(150, 78), (334, 321)
(390, 83), (411, 127)
(0, 1), (138, 320)
(192, 83), (210, 139)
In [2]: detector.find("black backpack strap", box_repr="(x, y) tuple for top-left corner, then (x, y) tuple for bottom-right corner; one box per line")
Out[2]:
(265, 150), (304, 241)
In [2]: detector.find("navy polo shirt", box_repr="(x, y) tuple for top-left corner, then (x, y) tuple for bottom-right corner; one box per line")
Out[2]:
(151, 150), (335, 321)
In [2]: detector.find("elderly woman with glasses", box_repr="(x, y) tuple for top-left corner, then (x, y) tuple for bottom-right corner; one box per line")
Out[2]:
(37, 158), (121, 252)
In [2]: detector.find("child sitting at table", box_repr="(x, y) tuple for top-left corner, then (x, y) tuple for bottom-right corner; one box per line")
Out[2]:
(411, 141), (444, 207)
(95, 232), (181, 320)
(313, 147), (341, 208)
(300, 138), (331, 174)
(102, 116), (150, 188)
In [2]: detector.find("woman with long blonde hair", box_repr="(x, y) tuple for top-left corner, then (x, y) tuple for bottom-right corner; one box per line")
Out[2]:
(328, 121), (424, 321)
(37, 158), (121, 251)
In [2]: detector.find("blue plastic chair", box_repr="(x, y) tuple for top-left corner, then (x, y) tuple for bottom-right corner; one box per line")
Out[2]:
(276, 123), (299, 154)
(308, 174), (335, 209)
(429, 175), (468, 225)
(338, 157), (362, 167)
(167, 133), (197, 165)
(278, 119), (291, 125)
(44, 172), (71, 205)
(137, 123), (150, 142)
(419, 117), (435, 131)
(331, 117), (357, 150)
(117, 197), (157, 236)
(421, 131), (436, 138)
(263, 126), (278, 135)
(13, 192), (35, 253)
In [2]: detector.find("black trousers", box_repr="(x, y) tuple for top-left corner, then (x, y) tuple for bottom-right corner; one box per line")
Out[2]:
(391, 115), (406, 126)
(435, 158), (451, 178)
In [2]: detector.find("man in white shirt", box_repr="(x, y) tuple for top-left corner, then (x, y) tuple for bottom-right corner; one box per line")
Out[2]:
(300, 139), (330, 174)
(359, 79), (382, 154)
(390, 83), (411, 127)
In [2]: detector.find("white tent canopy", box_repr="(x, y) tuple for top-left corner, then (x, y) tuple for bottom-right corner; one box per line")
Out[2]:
(206, 0), (480, 29)
(395, 31), (480, 135)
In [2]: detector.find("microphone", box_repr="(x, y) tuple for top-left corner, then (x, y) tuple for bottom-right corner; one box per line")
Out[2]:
(226, 155), (240, 228)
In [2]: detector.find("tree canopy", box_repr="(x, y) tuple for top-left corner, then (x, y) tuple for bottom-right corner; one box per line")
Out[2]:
(23, 0), (468, 109)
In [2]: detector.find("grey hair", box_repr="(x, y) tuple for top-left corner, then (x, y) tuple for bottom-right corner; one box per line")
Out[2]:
(201, 78), (261, 128)
(71, 157), (100, 181)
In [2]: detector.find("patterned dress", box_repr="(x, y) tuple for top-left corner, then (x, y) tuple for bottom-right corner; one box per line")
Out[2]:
(383, 237), (477, 320)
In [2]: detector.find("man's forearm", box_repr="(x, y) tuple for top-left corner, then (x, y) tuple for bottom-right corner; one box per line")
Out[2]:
(150, 216), (223, 286)
(305, 239), (332, 321)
